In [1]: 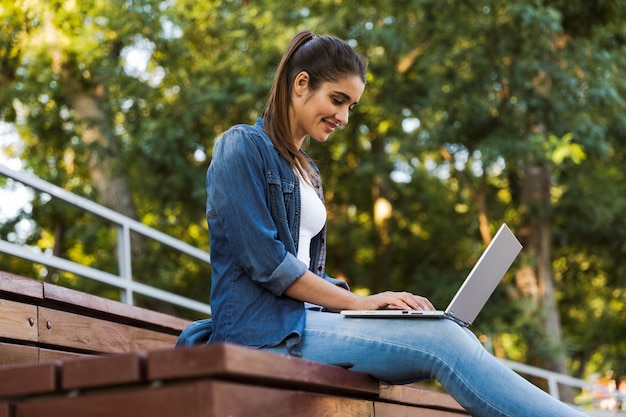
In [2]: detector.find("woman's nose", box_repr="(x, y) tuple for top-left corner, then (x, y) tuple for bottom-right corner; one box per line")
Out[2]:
(337, 107), (349, 126)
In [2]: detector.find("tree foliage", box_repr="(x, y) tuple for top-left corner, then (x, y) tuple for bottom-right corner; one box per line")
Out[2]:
(1, 0), (625, 381)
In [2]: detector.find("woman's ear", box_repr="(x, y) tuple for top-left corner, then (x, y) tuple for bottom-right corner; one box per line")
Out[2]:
(293, 71), (310, 96)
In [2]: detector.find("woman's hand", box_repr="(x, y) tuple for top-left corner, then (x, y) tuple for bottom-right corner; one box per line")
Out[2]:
(352, 291), (435, 311)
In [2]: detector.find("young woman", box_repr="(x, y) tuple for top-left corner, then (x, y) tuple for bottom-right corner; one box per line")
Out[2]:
(185, 30), (589, 417)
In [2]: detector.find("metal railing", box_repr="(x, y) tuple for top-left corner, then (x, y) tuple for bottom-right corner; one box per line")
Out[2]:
(0, 164), (212, 315)
(500, 359), (589, 401)
(0, 164), (597, 404)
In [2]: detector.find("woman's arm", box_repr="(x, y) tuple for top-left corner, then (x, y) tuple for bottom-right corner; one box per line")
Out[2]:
(284, 270), (435, 312)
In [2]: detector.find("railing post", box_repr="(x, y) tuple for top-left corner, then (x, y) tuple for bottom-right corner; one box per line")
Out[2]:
(117, 223), (133, 305)
(547, 376), (561, 401)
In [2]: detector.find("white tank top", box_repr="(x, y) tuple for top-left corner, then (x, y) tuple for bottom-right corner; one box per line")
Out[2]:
(297, 178), (326, 266)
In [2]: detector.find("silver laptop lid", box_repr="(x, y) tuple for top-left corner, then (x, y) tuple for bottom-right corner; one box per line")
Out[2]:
(445, 223), (522, 326)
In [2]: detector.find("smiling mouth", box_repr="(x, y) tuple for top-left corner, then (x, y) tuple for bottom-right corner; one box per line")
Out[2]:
(323, 119), (339, 132)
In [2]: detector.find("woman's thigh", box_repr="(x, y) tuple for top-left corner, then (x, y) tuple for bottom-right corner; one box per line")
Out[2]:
(263, 310), (480, 384)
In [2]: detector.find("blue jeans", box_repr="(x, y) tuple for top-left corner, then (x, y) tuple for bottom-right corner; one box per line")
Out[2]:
(261, 311), (589, 417)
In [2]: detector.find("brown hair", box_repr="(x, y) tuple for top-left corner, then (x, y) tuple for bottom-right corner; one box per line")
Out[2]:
(263, 30), (367, 182)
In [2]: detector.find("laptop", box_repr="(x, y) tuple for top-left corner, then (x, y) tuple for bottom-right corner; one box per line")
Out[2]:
(340, 223), (522, 327)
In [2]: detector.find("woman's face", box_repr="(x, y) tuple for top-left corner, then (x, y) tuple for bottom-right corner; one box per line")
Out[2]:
(290, 72), (365, 147)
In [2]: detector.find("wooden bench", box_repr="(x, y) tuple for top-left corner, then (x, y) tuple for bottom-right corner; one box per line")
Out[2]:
(0, 343), (469, 416)
(0, 270), (190, 365)
(0, 271), (469, 416)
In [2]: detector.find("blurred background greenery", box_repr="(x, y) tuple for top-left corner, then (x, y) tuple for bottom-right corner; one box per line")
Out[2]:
(1, 0), (625, 395)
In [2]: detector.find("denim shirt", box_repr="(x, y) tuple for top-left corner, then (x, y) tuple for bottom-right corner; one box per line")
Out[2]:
(206, 118), (348, 356)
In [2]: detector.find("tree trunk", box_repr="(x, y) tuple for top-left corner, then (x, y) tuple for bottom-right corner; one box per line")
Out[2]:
(370, 136), (394, 292)
(518, 163), (573, 401)
(67, 89), (148, 261)
(371, 176), (394, 292)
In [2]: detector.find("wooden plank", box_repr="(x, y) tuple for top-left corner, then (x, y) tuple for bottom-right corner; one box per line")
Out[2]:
(39, 348), (89, 363)
(0, 300), (38, 342)
(0, 343), (38, 366)
(0, 272), (43, 300)
(38, 307), (178, 353)
(62, 353), (145, 390)
(43, 283), (189, 333)
(379, 383), (468, 413)
(0, 402), (11, 417)
(209, 381), (374, 417)
(375, 402), (467, 417)
(15, 380), (374, 417)
(15, 382), (211, 417)
(147, 343), (379, 397)
(0, 362), (58, 398)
